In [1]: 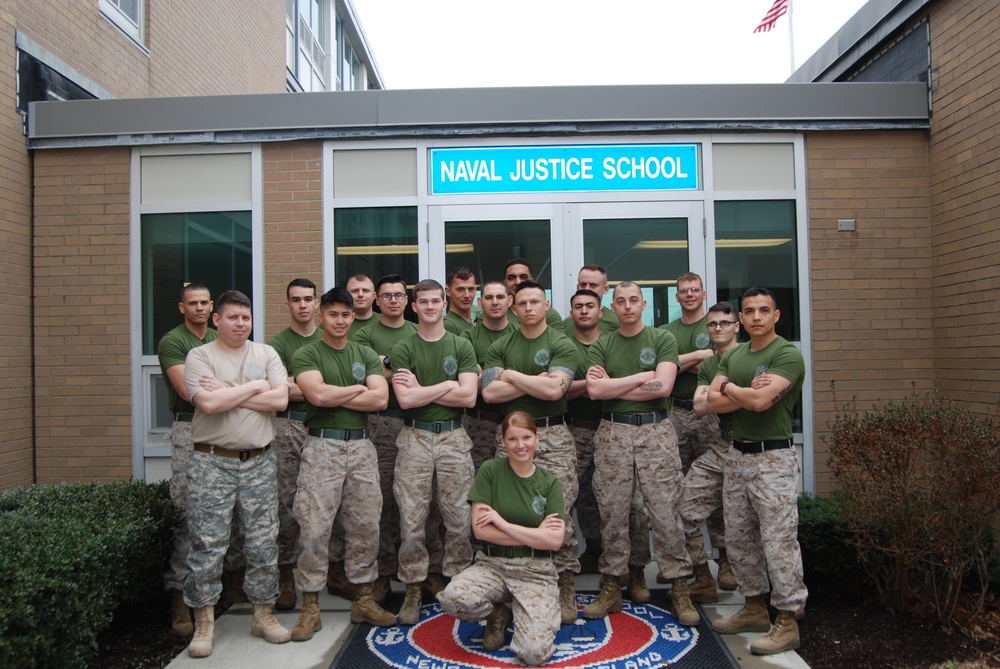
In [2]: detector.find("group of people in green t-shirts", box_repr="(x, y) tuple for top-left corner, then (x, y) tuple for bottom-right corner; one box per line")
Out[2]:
(159, 260), (808, 664)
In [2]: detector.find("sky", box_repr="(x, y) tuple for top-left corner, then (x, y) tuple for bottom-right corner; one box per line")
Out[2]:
(350, 0), (870, 90)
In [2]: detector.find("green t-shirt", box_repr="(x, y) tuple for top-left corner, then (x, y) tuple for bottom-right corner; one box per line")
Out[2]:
(468, 458), (565, 546)
(443, 310), (475, 335)
(348, 312), (381, 339)
(462, 321), (517, 413)
(391, 332), (478, 422)
(587, 326), (679, 414)
(158, 324), (217, 416)
(718, 336), (804, 441)
(483, 326), (579, 418)
(292, 339), (383, 430)
(268, 326), (322, 413)
(566, 336), (602, 421)
(355, 320), (418, 410)
(561, 308), (619, 338)
(697, 353), (734, 432)
(660, 315), (711, 401)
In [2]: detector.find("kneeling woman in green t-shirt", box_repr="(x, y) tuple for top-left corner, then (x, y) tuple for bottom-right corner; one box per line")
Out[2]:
(437, 411), (566, 666)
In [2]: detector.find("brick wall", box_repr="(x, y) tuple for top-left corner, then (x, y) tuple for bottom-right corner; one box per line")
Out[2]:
(263, 142), (325, 340)
(805, 130), (933, 494)
(32, 148), (133, 483)
(927, 0), (1000, 414)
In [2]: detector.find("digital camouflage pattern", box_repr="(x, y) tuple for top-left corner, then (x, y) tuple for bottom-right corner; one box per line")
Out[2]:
(273, 416), (306, 565)
(164, 420), (194, 592)
(368, 413), (404, 577)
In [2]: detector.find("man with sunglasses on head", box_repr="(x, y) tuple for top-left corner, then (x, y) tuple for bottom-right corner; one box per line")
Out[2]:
(659, 272), (734, 594)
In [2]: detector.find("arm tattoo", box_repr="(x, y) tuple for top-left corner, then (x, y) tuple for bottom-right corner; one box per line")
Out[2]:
(639, 380), (663, 392)
(482, 367), (503, 390)
(771, 385), (792, 404)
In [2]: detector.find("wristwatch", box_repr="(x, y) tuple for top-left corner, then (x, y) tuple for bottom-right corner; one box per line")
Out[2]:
(383, 355), (392, 369)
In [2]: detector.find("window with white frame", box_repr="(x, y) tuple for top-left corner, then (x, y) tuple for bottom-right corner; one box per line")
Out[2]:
(287, 0), (328, 92)
(100, 0), (144, 45)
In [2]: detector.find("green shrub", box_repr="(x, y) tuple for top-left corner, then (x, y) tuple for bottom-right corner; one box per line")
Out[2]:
(827, 392), (1000, 625)
(797, 493), (866, 593)
(0, 481), (181, 669)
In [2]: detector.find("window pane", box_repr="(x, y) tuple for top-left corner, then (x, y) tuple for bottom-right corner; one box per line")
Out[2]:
(116, 0), (140, 25)
(334, 207), (418, 285)
(583, 217), (689, 326)
(445, 219), (551, 289)
(714, 200), (798, 341)
(141, 211), (253, 355)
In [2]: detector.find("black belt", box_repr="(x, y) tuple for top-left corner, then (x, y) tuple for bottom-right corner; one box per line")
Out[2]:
(277, 410), (307, 421)
(376, 407), (402, 418)
(534, 415), (564, 428)
(567, 417), (600, 431)
(670, 398), (695, 411)
(483, 545), (552, 559)
(307, 428), (370, 441)
(602, 411), (668, 426)
(732, 438), (792, 454)
(404, 418), (463, 433)
(466, 408), (502, 423)
(175, 413), (194, 423)
(194, 443), (270, 461)
(720, 430), (733, 442)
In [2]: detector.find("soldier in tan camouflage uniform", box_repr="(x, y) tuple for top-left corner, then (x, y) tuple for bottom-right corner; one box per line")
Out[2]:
(707, 287), (807, 655)
(437, 411), (565, 667)
(289, 286), (397, 641)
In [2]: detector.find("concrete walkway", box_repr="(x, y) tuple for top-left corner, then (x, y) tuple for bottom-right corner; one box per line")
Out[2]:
(166, 563), (809, 669)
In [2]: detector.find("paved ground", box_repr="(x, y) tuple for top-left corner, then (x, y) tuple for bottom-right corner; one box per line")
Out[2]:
(166, 563), (809, 669)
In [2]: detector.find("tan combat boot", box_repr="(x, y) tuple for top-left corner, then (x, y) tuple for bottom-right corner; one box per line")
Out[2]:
(275, 563), (296, 611)
(582, 574), (623, 619)
(251, 603), (291, 644)
(628, 566), (651, 604)
(688, 562), (718, 603)
(711, 593), (771, 633)
(670, 577), (700, 626)
(222, 566), (248, 603)
(351, 583), (397, 627)
(187, 605), (214, 658)
(579, 538), (602, 574)
(482, 603), (513, 651)
(291, 591), (322, 641)
(372, 574), (391, 605)
(751, 609), (800, 655)
(326, 560), (357, 600)
(716, 549), (737, 591)
(170, 589), (194, 637)
(422, 572), (447, 598)
(398, 583), (423, 626)
(558, 571), (578, 624)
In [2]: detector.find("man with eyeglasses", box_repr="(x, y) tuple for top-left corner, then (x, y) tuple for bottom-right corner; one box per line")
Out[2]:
(390, 279), (478, 626)
(347, 273), (381, 337)
(680, 301), (741, 606)
(659, 272), (735, 594)
(461, 280), (517, 469)
(583, 281), (699, 627)
(707, 287), (807, 656)
(502, 257), (564, 328)
(353, 275), (418, 603)
(561, 265), (620, 338)
(444, 266), (478, 335)
(482, 280), (582, 625)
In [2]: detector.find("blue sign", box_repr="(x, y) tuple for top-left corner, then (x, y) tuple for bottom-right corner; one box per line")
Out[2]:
(430, 144), (700, 194)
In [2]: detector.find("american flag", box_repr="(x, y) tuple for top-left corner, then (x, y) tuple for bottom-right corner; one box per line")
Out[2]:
(754, 0), (789, 33)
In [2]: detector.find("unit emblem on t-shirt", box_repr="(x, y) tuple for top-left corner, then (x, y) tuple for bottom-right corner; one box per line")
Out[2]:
(532, 494), (547, 516)
(443, 355), (459, 376)
(352, 362), (366, 381)
(639, 346), (656, 366)
(245, 361), (265, 380)
(755, 365), (769, 377)
(695, 332), (711, 349)
(533, 348), (551, 367)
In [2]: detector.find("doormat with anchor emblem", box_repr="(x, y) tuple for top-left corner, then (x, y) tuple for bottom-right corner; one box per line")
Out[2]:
(329, 590), (739, 669)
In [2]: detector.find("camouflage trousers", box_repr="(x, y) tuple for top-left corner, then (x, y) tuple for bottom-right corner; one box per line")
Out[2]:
(294, 436), (381, 591)
(722, 445), (808, 611)
(184, 448), (279, 609)
(593, 419), (691, 580)
(394, 426), (474, 584)
(273, 417), (307, 566)
(570, 424), (650, 567)
(165, 420), (194, 592)
(670, 407), (726, 556)
(369, 413), (404, 577)
(462, 413), (501, 471)
(679, 446), (726, 565)
(496, 423), (580, 574)
(438, 553), (560, 667)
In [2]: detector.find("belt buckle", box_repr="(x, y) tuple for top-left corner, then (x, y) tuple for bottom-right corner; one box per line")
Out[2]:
(239, 450), (251, 461)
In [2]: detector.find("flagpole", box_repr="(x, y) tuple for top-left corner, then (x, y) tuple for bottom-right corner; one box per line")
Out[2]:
(788, 0), (796, 76)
